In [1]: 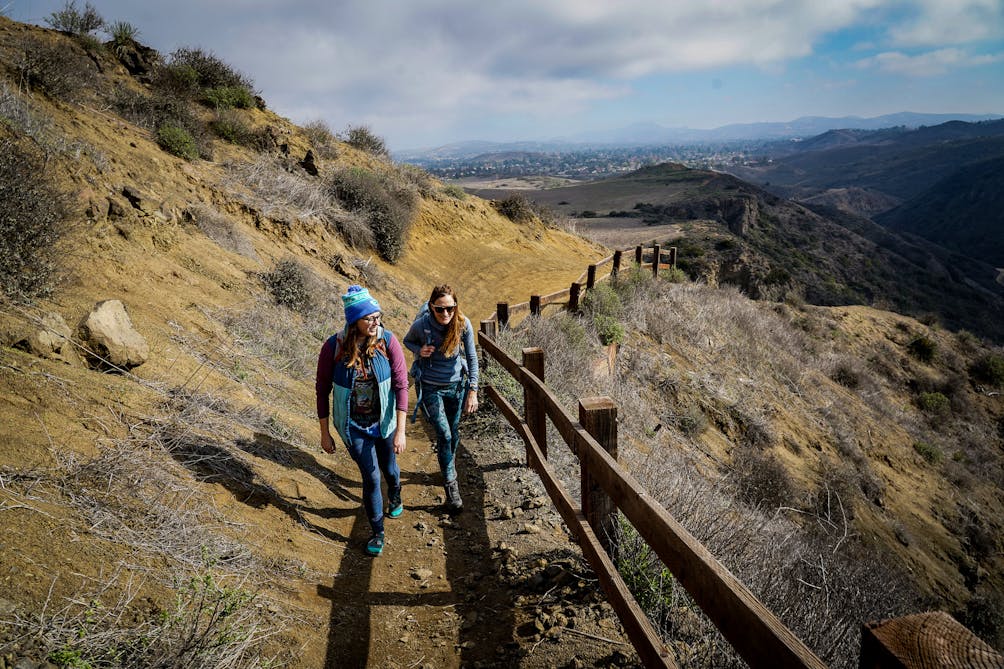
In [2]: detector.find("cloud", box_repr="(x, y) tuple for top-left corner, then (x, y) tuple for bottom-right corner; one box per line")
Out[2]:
(856, 48), (1004, 76)
(886, 0), (1004, 47)
(16, 0), (1004, 145)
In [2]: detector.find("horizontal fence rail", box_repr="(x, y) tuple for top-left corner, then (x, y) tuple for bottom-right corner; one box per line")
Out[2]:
(490, 244), (676, 327)
(477, 332), (827, 669)
(475, 239), (1000, 669)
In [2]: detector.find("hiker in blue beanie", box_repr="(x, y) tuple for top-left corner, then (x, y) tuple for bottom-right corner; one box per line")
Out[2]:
(316, 285), (409, 556)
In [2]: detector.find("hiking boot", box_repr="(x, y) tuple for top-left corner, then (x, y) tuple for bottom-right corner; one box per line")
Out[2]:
(445, 479), (463, 512)
(388, 488), (403, 518)
(366, 531), (385, 556)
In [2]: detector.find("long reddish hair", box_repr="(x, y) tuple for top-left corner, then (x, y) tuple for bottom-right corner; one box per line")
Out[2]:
(337, 321), (382, 371)
(429, 284), (464, 356)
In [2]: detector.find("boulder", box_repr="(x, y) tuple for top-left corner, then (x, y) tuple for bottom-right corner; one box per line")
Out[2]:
(77, 300), (149, 371)
(2, 312), (80, 365)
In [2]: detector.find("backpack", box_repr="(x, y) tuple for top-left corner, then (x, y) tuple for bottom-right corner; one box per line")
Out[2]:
(408, 303), (470, 423)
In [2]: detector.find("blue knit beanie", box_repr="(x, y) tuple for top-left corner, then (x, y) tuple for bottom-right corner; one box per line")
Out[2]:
(342, 284), (381, 325)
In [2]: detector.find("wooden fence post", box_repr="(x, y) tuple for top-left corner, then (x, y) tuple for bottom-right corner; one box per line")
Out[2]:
(569, 282), (581, 312)
(580, 397), (618, 555)
(635, 245), (643, 265)
(612, 250), (622, 278)
(530, 295), (541, 317)
(652, 244), (660, 278)
(523, 348), (546, 459)
(860, 611), (1004, 669)
(497, 303), (509, 329)
(587, 264), (597, 289)
(668, 246), (677, 269)
(479, 320), (495, 373)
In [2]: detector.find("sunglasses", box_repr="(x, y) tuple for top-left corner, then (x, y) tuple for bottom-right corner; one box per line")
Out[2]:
(432, 305), (456, 314)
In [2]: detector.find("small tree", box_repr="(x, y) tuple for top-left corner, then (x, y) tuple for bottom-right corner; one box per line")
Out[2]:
(45, 0), (104, 36)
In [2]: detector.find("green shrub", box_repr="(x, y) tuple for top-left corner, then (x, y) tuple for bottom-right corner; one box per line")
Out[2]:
(45, 0), (104, 35)
(907, 334), (936, 362)
(593, 315), (624, 345)
(663, 267), (686, 283)
(0, 139), (70, 300)
(441, 184), (467, 200)
(209, 110), (251, 144)
(494, 192), (535, 223)
(342, 124), (388, 157)
(582, 283), (623, 320)
(913, 441), (943, 464)
(151, 63), (200, 98)
(156, 123), (198, 160)
(328, 167), (417, 262)
(169, 47), (255, 92)
(109, 20), (139, 43)
(202, 85), (255, 110)
(918, 391), (951, 417)
(971, 353), (1004, 387)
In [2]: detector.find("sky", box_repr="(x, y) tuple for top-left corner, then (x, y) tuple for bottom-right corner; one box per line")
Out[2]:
(6, 0), (1004, 150)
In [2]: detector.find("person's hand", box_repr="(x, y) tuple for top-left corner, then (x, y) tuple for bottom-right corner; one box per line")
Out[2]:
(420, 344), (435, 358)
(463, 390), (479, 415)
(320, 434), (336, 454)
(393, 430), (407, 454)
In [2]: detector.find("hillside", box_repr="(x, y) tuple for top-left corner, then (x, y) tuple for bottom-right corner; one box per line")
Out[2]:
(1, 13), (1003, 669)
(474, 163), (1004, 342)
(726, 120), (1004, 208)
(0, 15), (625, 669)
(875, 155), (1004, 268)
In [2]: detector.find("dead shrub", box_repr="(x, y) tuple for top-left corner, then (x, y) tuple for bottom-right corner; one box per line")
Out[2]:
(260, 258), (317, 315)
(494, 192), (535, 223)
(0, 137), (71, 300)
(15, 34), (96, 102)
(184, 204), (257, 259)
(729, 447), (794, 510)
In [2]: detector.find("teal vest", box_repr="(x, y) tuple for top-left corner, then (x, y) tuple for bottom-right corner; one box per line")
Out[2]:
(328, 329), (397, 446)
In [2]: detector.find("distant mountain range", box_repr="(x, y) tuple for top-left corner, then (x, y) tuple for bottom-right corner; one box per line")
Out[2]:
(395, 112), (1003, 161)
(724, 119), (1004, 266)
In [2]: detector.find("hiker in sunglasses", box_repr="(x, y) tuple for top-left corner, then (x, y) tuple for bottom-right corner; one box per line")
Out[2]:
(316, 285), (408, 556)
(403, 284), (480, 512)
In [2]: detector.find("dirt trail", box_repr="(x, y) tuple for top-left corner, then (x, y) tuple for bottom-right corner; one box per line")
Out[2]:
(226, 233), (635, 667)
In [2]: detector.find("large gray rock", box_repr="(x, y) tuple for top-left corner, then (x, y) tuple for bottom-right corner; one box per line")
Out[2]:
(77, 300), (149, 371)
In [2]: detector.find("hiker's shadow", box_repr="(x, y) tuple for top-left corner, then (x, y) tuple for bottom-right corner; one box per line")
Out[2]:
(162, 429), (351, 543)
(238, 432), (362, 504)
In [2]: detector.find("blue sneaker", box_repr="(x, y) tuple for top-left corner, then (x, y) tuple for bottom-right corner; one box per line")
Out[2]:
(388, 488), (403, 518)
(366, 532), (384, 556)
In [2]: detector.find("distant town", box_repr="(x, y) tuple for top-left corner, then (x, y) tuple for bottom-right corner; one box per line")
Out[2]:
(404, 141), (784, 180)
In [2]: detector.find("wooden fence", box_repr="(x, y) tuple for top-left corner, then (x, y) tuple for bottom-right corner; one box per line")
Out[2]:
(475, 245), (1004, 669)
(489, 243), (677, 328)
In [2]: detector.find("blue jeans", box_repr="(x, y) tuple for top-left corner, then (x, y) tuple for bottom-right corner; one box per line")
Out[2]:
(345, 425), (401, 534)
(420, 381), (465, 484)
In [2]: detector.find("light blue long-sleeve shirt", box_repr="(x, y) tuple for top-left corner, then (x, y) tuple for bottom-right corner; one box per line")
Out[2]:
(403, 310), (479, 389)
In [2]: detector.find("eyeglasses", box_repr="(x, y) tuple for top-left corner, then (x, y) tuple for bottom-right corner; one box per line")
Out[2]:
(432, 305), (456, 314)
(361, 314), (381, 324)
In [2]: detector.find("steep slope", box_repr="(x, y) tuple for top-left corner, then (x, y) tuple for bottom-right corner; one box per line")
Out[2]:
(875, 155), (1004, 267)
